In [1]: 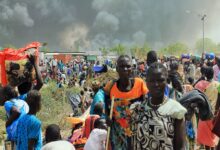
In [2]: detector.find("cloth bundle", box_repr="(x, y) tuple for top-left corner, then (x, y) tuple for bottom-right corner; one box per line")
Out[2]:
(158, 99), (187, 120)
(179, 89), (213, 121)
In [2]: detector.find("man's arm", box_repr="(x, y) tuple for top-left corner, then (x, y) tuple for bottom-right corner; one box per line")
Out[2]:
(29, 55), (43, 91)
(28, 139), (36, 150)
(173, 119), (185, 150)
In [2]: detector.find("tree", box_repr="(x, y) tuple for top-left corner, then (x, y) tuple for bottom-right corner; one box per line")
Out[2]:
(195, 38), (217, 53)
(41, 47), (50, 53)
(110, 44), (126, 55)
(158, 42), (189, 56)
(217, 43), (220, 54)
(99, 47), (108, 56)
(130, 46), (138, 57)
(42, 42), (48, 47)
(41, 42), (50, 53)
(130, 43), (151, 59)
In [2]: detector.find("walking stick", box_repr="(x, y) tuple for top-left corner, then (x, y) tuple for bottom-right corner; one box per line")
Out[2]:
(106, 96), (115, 150)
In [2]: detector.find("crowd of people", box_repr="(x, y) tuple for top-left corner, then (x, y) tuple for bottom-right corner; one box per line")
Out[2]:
(40, 57), (112, 88)
(2, 50), (220, 150)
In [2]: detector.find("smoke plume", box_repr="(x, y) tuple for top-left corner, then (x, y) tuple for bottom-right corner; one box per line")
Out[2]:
(0, 0), (219, 51)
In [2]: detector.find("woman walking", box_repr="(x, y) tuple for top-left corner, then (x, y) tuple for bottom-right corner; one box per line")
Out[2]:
(104, 55), (148, 150)
(131, 62), (187, 150)
(195, 66), (220, 150)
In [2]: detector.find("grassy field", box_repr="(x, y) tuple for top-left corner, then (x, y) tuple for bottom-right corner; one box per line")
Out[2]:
(0, 107), (6, 145)
(0, 81), (81, 144)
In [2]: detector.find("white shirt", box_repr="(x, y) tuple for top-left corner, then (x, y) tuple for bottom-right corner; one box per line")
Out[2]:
(42, 140), (75, 150)
(84, 129), (107, 150)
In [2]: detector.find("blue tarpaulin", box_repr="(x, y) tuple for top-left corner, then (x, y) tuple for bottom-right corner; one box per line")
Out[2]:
(93, 65), (108, 73)
(93, 66), (104, 72)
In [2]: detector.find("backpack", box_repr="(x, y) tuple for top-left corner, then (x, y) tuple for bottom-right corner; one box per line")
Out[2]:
(83, 115), (100, 139)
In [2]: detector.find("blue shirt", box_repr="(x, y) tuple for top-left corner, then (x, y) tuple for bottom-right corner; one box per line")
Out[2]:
(16, 114), (42, 150)
(90, 89), (105, 115)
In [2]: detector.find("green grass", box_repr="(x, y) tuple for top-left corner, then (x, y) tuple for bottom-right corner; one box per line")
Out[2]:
(38, 82), (81, 137)
(0, 108), (6, 145)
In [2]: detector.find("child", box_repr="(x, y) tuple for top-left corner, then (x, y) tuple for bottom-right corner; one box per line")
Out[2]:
(0, 85), (29, 144)
(16, 90), (42, 150)
(84, 118), (107, 150)
(83, 103), (105, 139)
(93, 102), (105, 118)
(42, 124), (75, 150)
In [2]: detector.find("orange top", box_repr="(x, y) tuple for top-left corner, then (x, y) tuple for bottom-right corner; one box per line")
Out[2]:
(104, 78), (148, 136)
(104, 77), (148, 100)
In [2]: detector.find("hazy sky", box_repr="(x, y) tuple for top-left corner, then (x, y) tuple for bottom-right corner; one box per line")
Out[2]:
(0, 0), (220, 51)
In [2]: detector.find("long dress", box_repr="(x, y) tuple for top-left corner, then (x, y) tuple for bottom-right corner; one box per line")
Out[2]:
(104, 78), (148, 150)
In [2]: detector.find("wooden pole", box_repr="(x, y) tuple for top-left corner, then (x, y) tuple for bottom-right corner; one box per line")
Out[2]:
(105, 96), (115, 150)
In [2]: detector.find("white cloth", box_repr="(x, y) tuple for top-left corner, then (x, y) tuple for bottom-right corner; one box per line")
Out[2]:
(158, 99), (187, 119)
(132, 59), (136, 65)
(84, 129), (107, 150)
(61, 74), (66, 79)
(163, 62), (168, 69)
(41, 140), (75, 150)
(52, 59), (57, 67)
